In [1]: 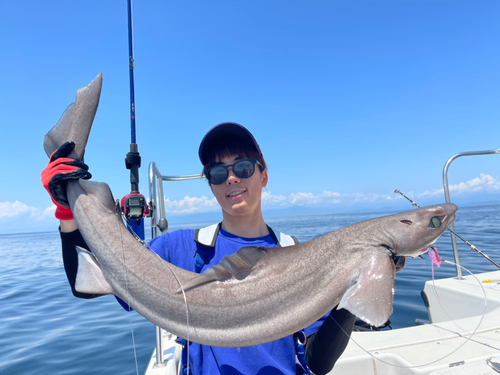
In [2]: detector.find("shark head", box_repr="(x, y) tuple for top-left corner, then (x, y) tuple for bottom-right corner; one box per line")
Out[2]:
(378, 203), (457, 258)
(336, 203), (457, 327)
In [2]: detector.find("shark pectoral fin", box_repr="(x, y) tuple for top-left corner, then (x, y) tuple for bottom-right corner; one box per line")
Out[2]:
(176, 246), (266, 293)
(75, 246), (113, 295)
(338, 252), (395, 327)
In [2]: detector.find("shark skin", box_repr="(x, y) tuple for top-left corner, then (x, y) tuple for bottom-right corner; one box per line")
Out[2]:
(44, 74), (458, 347)
(43, 73), (102, 160)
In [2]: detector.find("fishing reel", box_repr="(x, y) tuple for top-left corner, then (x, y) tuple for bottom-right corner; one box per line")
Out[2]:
(120, 193), (149, 222)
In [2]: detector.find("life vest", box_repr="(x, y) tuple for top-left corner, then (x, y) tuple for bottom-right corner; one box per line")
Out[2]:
(194, 222), (299, 249)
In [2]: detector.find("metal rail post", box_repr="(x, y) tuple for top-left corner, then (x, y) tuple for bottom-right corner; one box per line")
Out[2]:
(148, 161), (203, 367)
(442, 149), (500, 279)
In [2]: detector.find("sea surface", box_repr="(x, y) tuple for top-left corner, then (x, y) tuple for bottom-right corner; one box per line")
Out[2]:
(1, 204), (499, 374)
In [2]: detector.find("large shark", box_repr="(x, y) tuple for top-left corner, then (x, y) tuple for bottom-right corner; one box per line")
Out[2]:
(44, 74), (457, 347)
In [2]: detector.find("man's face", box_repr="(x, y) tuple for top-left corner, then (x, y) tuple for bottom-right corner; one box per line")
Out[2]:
(210, 154), (268, 218)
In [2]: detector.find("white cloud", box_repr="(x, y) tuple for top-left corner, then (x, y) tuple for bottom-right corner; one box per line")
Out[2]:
(261, 191), (288, 206)
(262, 190), (398, 209)
(451, 173), (500, 193)
(39, 205), (58, 220)
(0, 201), (36, 219)
(159, 173), (500, 214)
(0, 201), (59, 234)
(2, 173), (499, 231)
(164, 195), (220, 215)
(418, 173), (500, 198)
(0, 201), (58, 222)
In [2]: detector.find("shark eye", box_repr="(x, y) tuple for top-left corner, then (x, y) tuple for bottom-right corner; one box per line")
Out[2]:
(429, 216), (442, 228)
(401, 220), (412, 225)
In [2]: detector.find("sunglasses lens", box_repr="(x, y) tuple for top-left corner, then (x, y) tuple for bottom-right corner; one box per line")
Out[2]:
(234, 160), (255, 179)
(206, 160), (259, 185)
(208, 167), (228, 185)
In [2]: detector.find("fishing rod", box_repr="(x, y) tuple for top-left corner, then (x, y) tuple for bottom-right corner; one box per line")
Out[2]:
(394, 189), (500, 269)
(121, 0), (149, 237)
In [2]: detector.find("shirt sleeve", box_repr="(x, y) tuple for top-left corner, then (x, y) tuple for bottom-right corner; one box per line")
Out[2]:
(305, 306), (356, 375)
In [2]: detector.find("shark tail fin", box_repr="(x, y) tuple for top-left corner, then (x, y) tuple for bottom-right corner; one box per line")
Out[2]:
(43, 73), (102, 160)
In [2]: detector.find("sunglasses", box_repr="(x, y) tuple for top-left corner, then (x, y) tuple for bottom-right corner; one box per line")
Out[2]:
(204, 159), (263, 185)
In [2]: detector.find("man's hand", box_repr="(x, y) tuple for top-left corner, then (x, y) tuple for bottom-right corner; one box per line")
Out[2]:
(41, 141), (91, 220)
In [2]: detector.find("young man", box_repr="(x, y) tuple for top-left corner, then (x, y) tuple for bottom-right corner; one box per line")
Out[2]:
(42, 122), (356, 375)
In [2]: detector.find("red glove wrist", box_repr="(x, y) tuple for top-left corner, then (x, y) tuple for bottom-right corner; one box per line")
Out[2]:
(42, 156), (79, 220)
(55, 205), (74, 221)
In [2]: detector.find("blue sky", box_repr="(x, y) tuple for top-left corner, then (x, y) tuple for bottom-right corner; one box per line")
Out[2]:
(1, 0), (500, 234)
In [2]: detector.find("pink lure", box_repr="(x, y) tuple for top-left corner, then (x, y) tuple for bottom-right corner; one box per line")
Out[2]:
(429, 247), (442, 267)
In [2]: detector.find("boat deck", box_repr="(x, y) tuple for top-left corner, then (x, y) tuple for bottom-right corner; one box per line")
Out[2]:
(329, 270), (500, 374)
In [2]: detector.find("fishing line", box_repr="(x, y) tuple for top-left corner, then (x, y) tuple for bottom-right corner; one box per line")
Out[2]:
(429, 249), (452, 311)
(394, 189), (500, 269)
(144, 242), (192, 375)
(331, 259), (490, 369)
(115, 204), (140, 375)
(431, 259), (496, 349)
(426, 266), (500, 355)
(428, 250), (469, 332)
(117, 203), (192, 374)
(428, 249), (500, 352)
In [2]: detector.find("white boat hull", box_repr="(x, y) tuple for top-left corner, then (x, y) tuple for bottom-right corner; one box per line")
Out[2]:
(329, 270), (500, 374)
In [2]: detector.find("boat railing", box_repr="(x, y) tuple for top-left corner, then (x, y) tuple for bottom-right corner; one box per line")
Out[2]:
(442, 149), (500, 279)
(147, 161), (204, 368)
(148, 161), (204, 237)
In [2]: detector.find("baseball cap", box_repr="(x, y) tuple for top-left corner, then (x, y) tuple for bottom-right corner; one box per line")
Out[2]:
(198, 122), (263, 166)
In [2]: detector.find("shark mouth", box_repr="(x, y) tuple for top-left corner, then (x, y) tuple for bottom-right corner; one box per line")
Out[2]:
(419, 246), (432, 254)
(418, 242), (437, 254)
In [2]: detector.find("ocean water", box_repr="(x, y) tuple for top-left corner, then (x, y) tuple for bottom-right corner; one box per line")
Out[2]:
(1, 204), (499, 374)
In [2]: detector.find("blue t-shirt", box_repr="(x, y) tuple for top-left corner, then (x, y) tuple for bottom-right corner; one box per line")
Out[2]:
(148, 227), (326, 375)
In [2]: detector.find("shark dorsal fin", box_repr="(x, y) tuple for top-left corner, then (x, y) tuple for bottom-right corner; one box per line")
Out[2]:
(177, 245), (267, 293)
